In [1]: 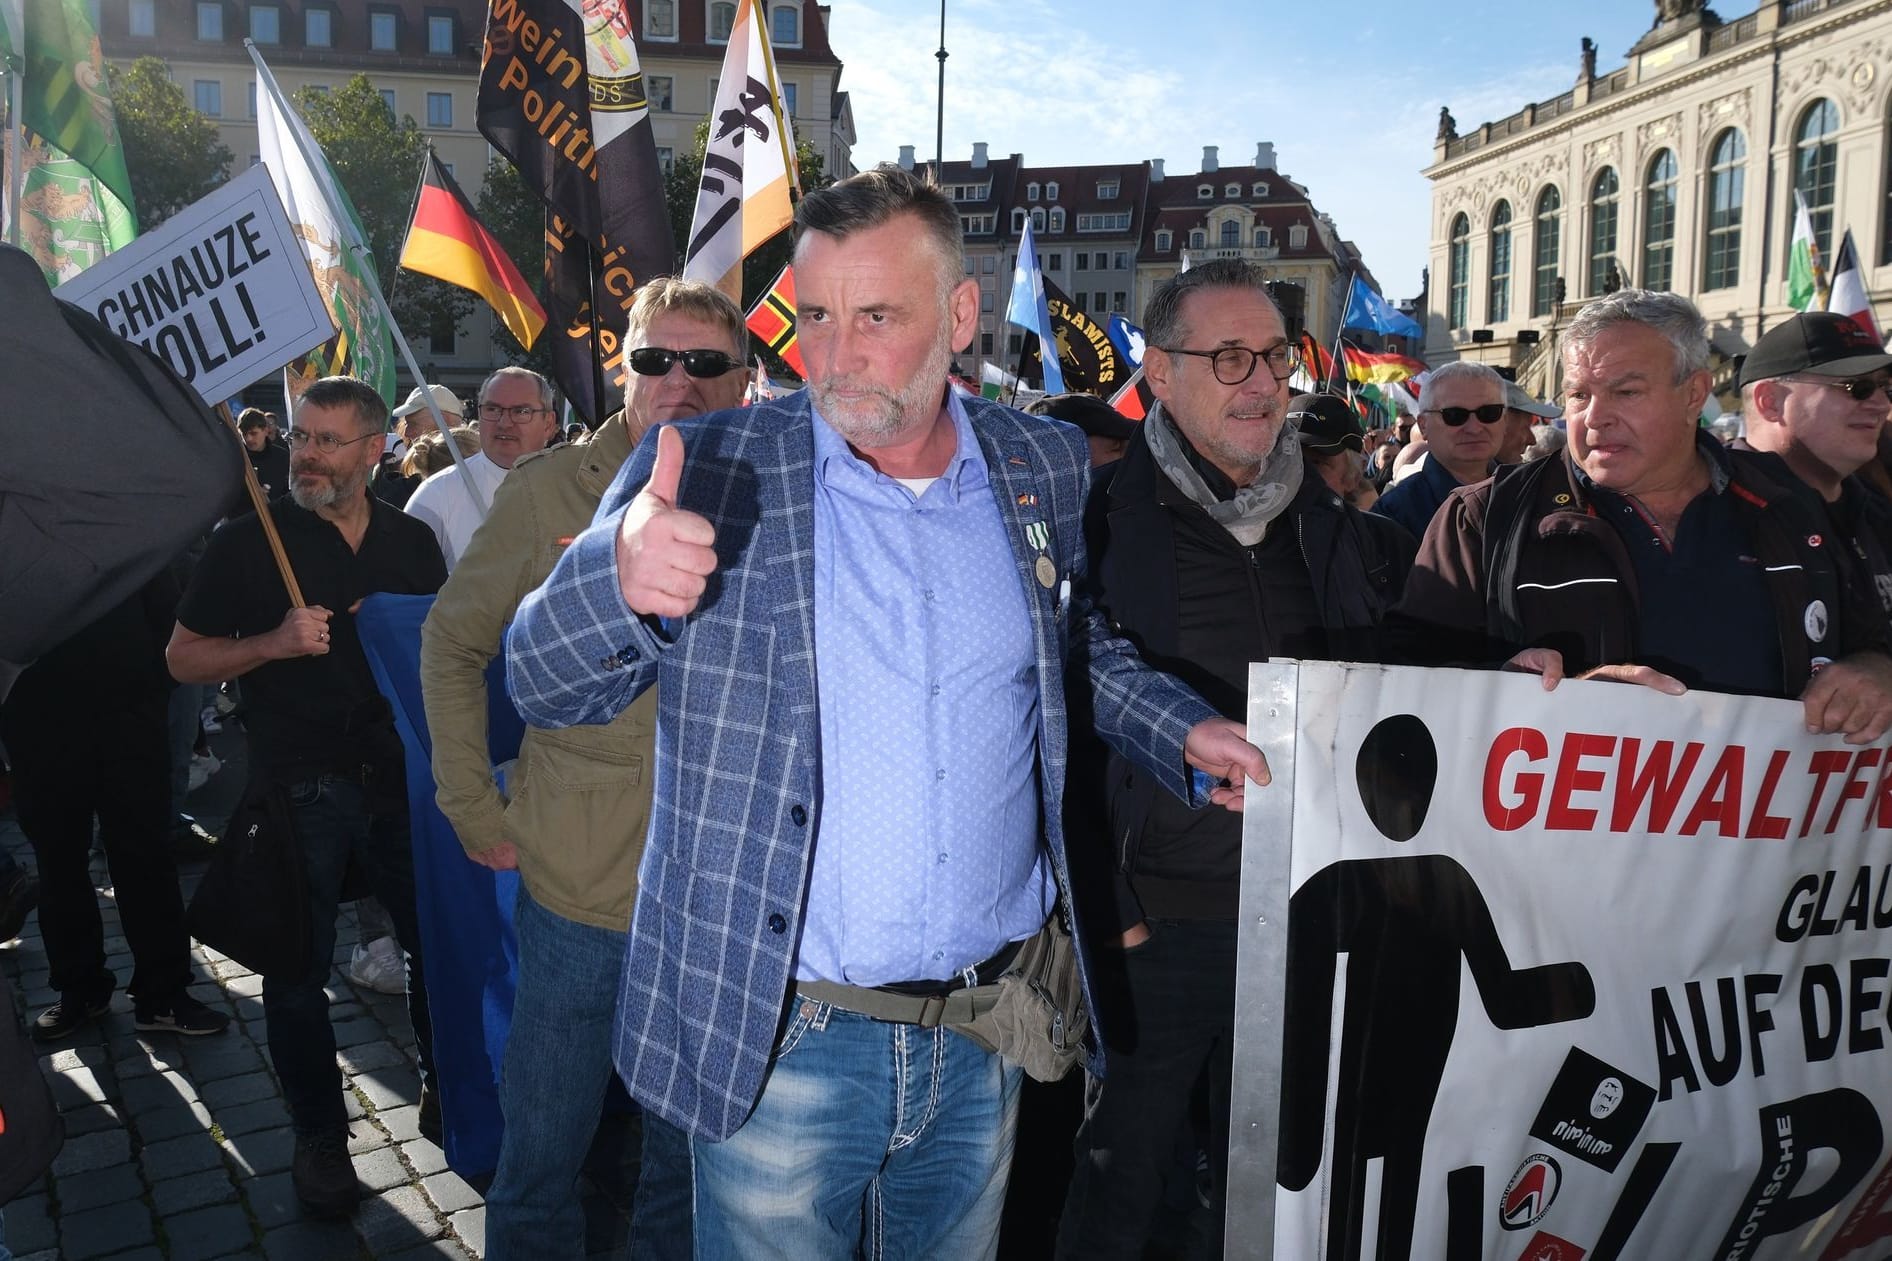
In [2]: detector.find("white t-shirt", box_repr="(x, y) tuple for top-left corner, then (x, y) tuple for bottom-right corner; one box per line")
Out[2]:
(403, 449), (509, 571)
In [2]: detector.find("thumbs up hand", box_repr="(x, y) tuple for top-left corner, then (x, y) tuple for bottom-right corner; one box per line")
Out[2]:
(614, 426), (720, 618)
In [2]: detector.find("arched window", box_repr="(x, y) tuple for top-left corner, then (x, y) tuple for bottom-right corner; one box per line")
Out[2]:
(1532, 186), (1561, 317)
(1026, 182), (1040, 201)
(708, 1), (735, 41)
(1255, 226), (1272, 248)
(1448, 213), (1470, 329)
(1189, 229), (1206, 249)
(1488, 200), (1513, 323)
(1031, 208), (1046, 231)
(1588, 167), (1620, 296)
(1642, 149), (1677, 291)
(1220, 220), (1239, 247)
(1155, 229), (1172, 252)
(1046, 181), (1059, 200)
(1049, 208), (1064, 232)
(770, 2), (798, 45)
(1795, 98), (1839, 258)
(1703, 129), (1745, 291)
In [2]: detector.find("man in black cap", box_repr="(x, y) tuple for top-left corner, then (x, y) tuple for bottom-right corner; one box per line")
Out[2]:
(1028, 391), (1140, 467)
(1290, 392), (1378, 510)
(1738, 311), (1892, 615)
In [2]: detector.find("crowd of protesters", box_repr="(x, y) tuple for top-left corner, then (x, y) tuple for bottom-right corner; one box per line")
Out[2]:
(7, 163), (1892, 1261)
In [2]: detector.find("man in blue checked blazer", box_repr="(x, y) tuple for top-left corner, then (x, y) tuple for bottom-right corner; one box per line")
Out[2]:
(506, 166), (1264, 1259)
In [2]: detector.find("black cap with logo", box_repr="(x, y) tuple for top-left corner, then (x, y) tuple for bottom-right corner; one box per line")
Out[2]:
(1738, 312), (1892, 388)
(1287, 393), (1363, 456)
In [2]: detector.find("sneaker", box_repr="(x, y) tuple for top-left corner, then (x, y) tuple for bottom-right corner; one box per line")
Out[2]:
(170, 815), (219, 859)
(418, 1083), (442, 1145)
(346, 936), (406, 995)
(134, 994), (231, 1037)
(292, 1128), (361, 1217)
(32, 977), (114, 1042)
(199, 706), (223, 734)
(0, 862), (38, 942)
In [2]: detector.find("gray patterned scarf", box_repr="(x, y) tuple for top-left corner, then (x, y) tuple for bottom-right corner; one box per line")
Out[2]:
(1142, 403), (1303, 546)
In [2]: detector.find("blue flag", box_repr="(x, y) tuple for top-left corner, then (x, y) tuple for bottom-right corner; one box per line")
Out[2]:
(1341, 276), (1424, 339)
(1006, 219), (1065, 394)
(1107, 314), (1145, 369)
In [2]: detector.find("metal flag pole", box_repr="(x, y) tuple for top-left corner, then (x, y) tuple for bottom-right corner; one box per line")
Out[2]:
(933, 0), (947, 179)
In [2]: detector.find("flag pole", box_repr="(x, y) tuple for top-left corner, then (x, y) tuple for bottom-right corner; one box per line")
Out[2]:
(387, 144), (435, 311)
(3, 66), (22, 247)
(218, 403), (307, 609)
(933, 0), (947, 178)
(585, 239), (610, 423)
(247, 40), (484, 516)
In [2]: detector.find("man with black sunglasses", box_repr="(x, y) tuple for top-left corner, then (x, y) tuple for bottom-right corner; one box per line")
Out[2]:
(1737, 312), (1892, 615)
(1372, 359), (1508, 540)
(423, 278), (746, 1259)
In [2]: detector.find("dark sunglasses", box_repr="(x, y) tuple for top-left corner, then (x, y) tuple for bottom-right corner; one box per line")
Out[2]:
(1795, 376), (1892, 404)
(1425, 403), (1508, 427)
(627, 347), (743, 378)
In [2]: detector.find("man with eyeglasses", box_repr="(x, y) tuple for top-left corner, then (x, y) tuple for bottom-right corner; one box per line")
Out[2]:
(1372, 360), (1509, 540)
(405, 366), (559, 570)
(1736, 312), (1892, 615)
(1394, 290), (1892, 743)
(167, 376), (448, 1217)
(1057, 259), (1414, 1258)
(421, 278), (747, 1259)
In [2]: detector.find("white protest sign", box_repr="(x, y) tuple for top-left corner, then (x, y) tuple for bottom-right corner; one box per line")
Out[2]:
(54, 164), (335, 405)
(1231, 661), (1892, 1260)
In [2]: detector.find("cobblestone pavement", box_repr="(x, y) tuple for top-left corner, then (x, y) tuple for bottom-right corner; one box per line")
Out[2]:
(0, 723), (644, 1260)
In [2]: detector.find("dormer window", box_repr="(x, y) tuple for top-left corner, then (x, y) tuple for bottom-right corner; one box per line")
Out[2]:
(1155, 229), (1172, 251)
(1225, 182), (1240, 197)
(1097, 179), (1119, 199)
(1049, 208), (1065, 232)
(1253, 181), (1269, 196)
(1189, 229), (1206, 249)
(1031, 208), (1046, 231)
(1197, 184), (1212, 199)
(1012, 208), (1026, 232)
(1255, 226), (1272, 247)
(1046, 180), (1059, 199)
(1027, 182), (1040, 201)
(1288, 224), (1308, 249)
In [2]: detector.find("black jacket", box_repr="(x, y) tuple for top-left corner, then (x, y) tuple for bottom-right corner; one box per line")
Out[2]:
(1069, 433), (1417, 931)
(1391, 437), (1889, 694)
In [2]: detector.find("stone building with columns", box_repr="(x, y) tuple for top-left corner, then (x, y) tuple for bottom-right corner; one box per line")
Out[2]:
(1423, 0), (1892, 403)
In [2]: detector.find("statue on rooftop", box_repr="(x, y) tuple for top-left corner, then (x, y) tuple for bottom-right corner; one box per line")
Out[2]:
(1436, 107), (1457, 142)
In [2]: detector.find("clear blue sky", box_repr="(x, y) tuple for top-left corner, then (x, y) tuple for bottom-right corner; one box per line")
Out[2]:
(830, 0), (1677, 301)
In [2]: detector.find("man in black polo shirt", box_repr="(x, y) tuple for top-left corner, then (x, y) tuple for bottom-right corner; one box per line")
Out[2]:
(167, 376), (447, 1218)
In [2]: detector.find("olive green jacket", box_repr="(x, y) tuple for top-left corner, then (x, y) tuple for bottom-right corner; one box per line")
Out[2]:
(419, 414), (652, 930)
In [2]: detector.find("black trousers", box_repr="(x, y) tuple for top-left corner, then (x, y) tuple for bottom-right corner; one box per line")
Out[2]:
(1056, 916), (1238, 1260)
(0, 685), (193, 1004)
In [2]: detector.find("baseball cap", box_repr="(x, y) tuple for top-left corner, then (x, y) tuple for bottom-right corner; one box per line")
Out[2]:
(1027, 391), (1139, 441)
(1504, 382), (1562, 420)
(392, 383), (467, 419)
(1287, 393), (1363, 455)
(1738, 312), (1892, 388)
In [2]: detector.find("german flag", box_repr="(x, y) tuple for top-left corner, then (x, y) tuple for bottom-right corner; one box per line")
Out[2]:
(399, 152), (546, 350)
(1342, 345), (1427, 385)
(746, 264), (806, 380)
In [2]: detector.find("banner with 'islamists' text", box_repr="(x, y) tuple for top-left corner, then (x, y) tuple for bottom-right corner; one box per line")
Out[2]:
(52, 164), (334, 405)
(1232, 661), (1892, 1261)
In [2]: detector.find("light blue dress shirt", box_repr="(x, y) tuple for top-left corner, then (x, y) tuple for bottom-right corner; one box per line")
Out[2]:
(795, 393), (1053, 985)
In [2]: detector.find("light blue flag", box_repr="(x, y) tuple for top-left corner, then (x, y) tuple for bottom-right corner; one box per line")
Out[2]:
(1341, 275), (1424, 339)
(1006, 219), (1065, 394)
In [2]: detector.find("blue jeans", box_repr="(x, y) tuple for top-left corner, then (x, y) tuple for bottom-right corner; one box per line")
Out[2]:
(692, 998), (1022, 1260)
(486, 887), (693, 1261)
(263, 777), (432, 1134)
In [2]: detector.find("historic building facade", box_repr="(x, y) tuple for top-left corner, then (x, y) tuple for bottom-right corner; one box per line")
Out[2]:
(912, 141), (1369, 390)
(1424, 0), (1892, 401)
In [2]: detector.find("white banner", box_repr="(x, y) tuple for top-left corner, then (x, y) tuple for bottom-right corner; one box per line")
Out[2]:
(53, 164), (334, 404)
(1233, 662), (1892, 1261)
